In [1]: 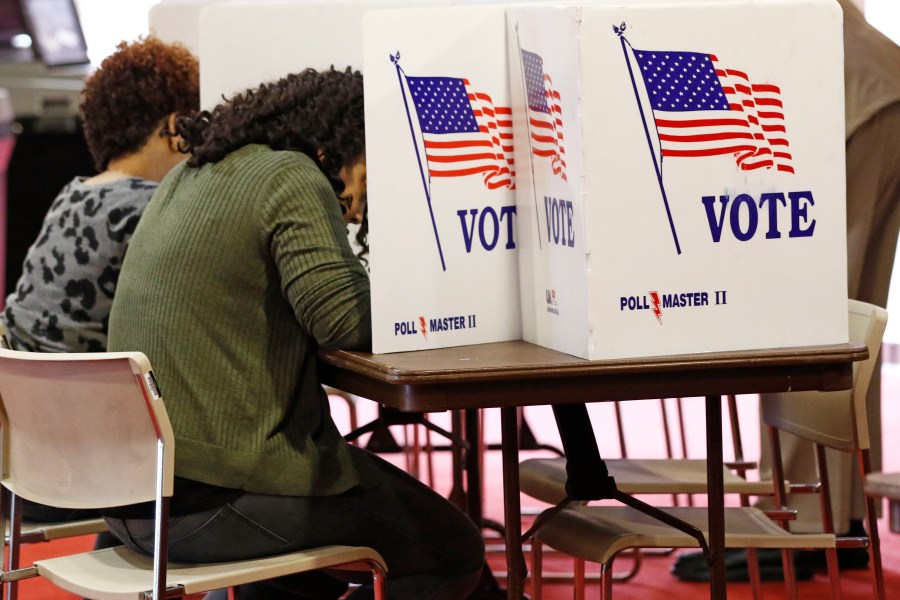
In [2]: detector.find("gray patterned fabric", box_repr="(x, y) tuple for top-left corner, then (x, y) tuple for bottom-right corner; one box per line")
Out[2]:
(1, 176), (154, 352)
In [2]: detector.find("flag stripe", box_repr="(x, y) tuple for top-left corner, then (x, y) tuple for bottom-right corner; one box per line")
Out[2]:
(659, 131), (755, 143)
(522, 48), (567, 181)
(633, 47), (794, 173)
(665, 145), (757, 158)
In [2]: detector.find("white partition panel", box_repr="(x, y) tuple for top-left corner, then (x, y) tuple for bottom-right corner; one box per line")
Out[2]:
(508, 0), (849, 359)
(364, 5), (522, 352)
(197, 0), (450, 110)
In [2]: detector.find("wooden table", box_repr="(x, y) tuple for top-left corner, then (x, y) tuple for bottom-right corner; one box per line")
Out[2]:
(318, 340), (866, 599)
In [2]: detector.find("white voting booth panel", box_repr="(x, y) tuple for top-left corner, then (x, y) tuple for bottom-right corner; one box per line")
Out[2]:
(364, 5), (522, 353)
(149, 0), (215, 55)
(508, 0), (849, 359)
(197, 0), (451, 111)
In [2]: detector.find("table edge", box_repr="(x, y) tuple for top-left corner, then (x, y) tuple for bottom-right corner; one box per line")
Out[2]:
(318, 341), (868, 385)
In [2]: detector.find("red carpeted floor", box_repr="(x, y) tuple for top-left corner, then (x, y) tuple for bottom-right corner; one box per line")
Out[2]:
(11, 365), (900, 599)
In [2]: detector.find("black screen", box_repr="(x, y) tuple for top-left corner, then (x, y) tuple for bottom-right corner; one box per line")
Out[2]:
(18, 0), (88, 66)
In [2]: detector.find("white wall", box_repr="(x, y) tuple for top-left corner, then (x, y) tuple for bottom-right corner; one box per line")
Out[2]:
(72, 0), (157, 65)
(866, 0), (900, 45)
(75, 0), (900, 64)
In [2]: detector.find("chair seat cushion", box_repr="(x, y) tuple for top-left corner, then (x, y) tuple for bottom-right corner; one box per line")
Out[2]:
(865, 472), (900, 499)
(35, 544), (386, 600)
(534, 505), (835, 565)
(520, 457), (775, 505)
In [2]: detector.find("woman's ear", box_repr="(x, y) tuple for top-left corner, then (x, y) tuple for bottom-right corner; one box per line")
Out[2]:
(162, 113), (179, 153)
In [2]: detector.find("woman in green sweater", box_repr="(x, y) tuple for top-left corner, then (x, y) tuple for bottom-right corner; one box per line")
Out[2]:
(106, 67), (485, 599)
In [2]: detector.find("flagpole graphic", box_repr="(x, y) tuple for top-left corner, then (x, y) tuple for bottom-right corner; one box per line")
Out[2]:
(392, 52), (446, 271)
(614, 23), (681, 255)
(514, 23), (543, 250)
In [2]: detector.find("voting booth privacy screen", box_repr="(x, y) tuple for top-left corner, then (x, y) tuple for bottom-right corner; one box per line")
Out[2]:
(505, 0), (848, 359)
(192, 0), (849, 359)
(365, 6), (523, 353)
(367, 0), (849, 358)
(197, 0), (451, 111)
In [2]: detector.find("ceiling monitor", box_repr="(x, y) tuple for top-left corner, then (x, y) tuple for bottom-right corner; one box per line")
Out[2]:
(17, 0), (88, 66)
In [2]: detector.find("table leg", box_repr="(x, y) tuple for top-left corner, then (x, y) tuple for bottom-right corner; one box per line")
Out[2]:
(466, 408), (483, 526)
(706, 394), (726, 599)
(501, 406), (525, 600)
(448, 410), (467, 512)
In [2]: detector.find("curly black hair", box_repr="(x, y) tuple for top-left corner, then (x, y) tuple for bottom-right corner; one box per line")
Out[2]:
(80, 36), (199, 172)
(354, 205), (369, 265)
(175, 67), (365, 205)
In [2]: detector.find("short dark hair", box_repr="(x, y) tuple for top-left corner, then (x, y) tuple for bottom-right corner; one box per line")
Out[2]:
(80, 36), (200, 172)
(175, 67), (365, 202)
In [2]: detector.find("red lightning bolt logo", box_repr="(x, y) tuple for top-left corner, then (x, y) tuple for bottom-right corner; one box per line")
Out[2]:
(649, 291), (662, 324)
(418, 316), (428, 338)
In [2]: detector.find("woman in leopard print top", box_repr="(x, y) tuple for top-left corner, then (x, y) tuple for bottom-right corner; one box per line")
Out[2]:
(1, 35), (199, 352)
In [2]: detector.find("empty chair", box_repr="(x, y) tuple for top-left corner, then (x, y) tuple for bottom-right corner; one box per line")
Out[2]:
(529, 504), (836, 600)
(760, 299), (889, 600)
(0, 321), (109, 600)
(519, 394), (770, 585)
(864, 471), (900, 533)
(526, 299), (887, 600)
(0, 348), (387, 599)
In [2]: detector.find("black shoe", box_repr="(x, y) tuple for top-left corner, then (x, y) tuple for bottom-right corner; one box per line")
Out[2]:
(797, 546), (870, 570)
(465, 562), (507, 600)
(672, 548), (814, 582)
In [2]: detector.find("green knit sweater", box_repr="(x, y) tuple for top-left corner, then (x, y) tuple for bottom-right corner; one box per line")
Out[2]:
(108, 145), (371, 496)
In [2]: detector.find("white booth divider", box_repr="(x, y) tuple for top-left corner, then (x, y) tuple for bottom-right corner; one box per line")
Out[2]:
(364, 5), (522, 353)
(197, 0), (451, 110)
(506, 0), (849, 359)
(184, 0), (850, 359)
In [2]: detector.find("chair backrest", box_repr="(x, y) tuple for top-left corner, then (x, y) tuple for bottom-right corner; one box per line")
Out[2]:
(761, 299), (888, 452)
(0, 347), (175, 509)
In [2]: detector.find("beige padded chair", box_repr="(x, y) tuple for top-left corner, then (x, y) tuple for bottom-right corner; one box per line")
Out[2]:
(530, 505), (835, 600)
(864, 471), (900, 533)
(527, 299), (887, 600)
(519, 395), (770, 586)
(325, 387), (359, 435)
(520, 446), (772, 505)
(761, 299), (888, 600)
(0, 322), (109, 600)
(0, 347), (388, 600)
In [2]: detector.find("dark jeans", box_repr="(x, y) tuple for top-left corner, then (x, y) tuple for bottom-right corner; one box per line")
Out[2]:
(105, 447), (485, 600)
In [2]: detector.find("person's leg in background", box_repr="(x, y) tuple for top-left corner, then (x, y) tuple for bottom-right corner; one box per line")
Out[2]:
(759, 99), (900, 553)
(844, 101), (900, 528)
(753, 100), (900, 561)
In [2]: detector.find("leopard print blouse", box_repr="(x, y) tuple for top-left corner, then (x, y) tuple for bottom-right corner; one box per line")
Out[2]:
(1, 176), (155, 352)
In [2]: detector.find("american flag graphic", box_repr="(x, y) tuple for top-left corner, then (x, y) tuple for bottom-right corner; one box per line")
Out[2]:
(521, 49), (567, 181)
(632, 49), (793, 173)
(406, 75), (514, 190)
